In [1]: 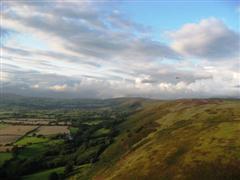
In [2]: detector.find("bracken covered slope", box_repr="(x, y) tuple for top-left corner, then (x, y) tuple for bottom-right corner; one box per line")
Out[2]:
(72, 99), (240, 180)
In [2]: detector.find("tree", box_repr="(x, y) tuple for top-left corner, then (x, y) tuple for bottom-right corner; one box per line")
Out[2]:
(64, 162), (73, 175)
(49, 172), (59, 180)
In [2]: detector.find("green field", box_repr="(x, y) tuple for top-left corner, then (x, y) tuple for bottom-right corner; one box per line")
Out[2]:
(69, 127), (78, 135)
(92, 128), (110, 137)
(83, 120), (102, 125)
(23, 167), (64, 180)
(18, 139), (64, 159)
(0, 152), (12, 167)
(15, 136), (49, 146)
(18, 143), (48, 159)
(0, 123), (8, 129)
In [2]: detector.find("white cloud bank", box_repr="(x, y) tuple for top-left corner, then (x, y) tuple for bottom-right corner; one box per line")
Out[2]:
(1, 1), (239, 99)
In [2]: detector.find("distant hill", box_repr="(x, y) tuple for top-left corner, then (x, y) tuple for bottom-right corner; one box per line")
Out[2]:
(0, 93), (147, 110)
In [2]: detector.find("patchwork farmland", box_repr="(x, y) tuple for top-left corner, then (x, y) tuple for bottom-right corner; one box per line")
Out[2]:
(0, 119), (71, 152)
(0, 125), (38, 151)
(0, 119), (71, 125)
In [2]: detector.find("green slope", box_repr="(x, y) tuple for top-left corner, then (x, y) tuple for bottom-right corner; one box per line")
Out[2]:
(0, 153), (12, 167)
(71, 99), (240, 180)
(23, 167), (64, 180)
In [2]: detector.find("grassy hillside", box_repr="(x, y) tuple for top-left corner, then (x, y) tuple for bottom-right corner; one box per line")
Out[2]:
(23, 167), (64, 180)
(71, 99), (240, 180)
(1, 95), (240, 179)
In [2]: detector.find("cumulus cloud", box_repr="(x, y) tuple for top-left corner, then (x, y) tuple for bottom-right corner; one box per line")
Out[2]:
(2, 1), (180, 61)
(169, 18), (240, 60)
(2, 62), (239, 99)
(1, 1), (239, 99)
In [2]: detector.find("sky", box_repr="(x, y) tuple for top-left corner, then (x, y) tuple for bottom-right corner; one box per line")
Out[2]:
(0, 0), (240, 99)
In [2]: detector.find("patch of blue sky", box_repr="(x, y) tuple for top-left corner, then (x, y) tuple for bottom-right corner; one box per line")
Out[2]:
(14, 33), (50, 51)
(119, 0), (239, 42)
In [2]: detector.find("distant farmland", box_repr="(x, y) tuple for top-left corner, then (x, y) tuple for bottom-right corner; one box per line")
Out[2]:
(0, 119), (71, 126)
(0, 125), (38, 136)
(0, 125), (38, 152)
(0, 135), (21, 145)
(36, 126), (70, 136)
(0, 121), (71, 152)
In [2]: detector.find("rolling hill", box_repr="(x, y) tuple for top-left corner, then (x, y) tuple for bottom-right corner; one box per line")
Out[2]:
(1, 95), (240, 179)
(70, 99), (240, 180)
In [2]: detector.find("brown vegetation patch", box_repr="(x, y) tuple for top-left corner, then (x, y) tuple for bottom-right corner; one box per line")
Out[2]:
(0, 125), (38, 151)
(36, 126), (69, 136)
(184, 159), (240, 180)
(0, 135), (21, 145)
(0, 125), (38, 136)
(0, 145), (13, 152)
(178, 99), (222, 106)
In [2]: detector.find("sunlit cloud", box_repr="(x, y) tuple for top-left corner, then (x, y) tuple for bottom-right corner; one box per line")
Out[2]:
(1, 1), (239, 99)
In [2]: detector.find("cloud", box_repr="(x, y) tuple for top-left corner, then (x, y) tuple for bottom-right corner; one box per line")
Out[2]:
(135, 67), (212, 85)
(49, 84), (68, 92)
(169, 18), (240, 60)
(3, 1), (180, 61)
(1, 1), (239, 99)
(3, 46), (101, 68)
(2, 62), (239, 99)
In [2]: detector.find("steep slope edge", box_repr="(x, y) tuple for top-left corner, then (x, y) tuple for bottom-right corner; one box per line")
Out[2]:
(72, 99), (240, 180)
